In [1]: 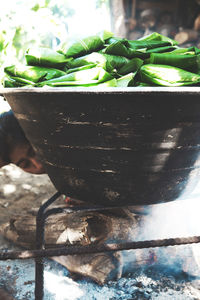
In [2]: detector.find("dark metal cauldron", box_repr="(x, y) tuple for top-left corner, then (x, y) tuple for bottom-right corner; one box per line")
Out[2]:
(1, 87), (200, 207)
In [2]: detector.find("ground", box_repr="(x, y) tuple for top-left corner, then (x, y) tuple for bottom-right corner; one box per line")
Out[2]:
(0, 163), (60, 226)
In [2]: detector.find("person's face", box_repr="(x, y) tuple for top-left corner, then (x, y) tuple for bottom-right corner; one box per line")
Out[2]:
(9, 143), (45, 174)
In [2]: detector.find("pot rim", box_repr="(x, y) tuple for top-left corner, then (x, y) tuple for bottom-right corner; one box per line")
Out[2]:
(1, 86), (200, 96)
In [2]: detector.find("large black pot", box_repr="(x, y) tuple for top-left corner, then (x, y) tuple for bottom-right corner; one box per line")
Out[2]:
(1, 87), (200, 207)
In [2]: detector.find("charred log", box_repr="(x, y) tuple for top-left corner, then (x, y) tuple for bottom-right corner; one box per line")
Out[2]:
(0, 207), (144, 285)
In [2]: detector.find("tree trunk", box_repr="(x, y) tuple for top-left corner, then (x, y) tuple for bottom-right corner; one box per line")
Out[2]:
(109, 0), (127, 37)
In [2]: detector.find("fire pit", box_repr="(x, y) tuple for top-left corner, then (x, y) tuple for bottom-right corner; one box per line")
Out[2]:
(1, 86), (200, 206)
(1, 191), (200, 300)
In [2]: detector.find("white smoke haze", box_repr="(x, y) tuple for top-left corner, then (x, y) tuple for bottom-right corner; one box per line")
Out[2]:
(121, 180), (200, 280)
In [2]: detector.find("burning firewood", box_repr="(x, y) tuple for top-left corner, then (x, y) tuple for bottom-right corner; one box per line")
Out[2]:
(0, 207), (145, 285)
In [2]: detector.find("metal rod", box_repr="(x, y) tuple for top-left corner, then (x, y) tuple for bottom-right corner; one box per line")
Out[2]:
(1, 235), (200, 261)
(35, 191), (61, 300)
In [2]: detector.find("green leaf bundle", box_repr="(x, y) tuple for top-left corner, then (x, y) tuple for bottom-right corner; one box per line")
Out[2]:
(4, 65), (66, 83)
(25, 47), (70, 69)
(4, 30), (200, 88)
(37, 66), (114, 87)
(149, 53), (200, 73)
(58, 30), (113, 58)
(139, 64), (200, 86)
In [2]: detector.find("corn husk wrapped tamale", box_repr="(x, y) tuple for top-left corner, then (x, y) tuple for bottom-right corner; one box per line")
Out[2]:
(4, 64), (66, 83)
(25, 47), (70, 69)
(139, 64), (200, 86)
(0, 207), (143, 285)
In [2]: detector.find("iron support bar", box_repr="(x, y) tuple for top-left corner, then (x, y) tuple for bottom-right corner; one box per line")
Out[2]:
(35, 191), (61, 300)
(1, 235), (200, 261)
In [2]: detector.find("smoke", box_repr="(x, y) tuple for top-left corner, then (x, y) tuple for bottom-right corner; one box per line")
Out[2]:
(121, 182), (200, 278)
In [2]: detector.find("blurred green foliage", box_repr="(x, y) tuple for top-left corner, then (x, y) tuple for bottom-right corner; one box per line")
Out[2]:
(0, 0), (110, 84)
(0, 0), (75, 66)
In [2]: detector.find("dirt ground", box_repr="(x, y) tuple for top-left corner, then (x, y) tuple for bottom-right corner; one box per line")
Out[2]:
(0, 163), (61, 226)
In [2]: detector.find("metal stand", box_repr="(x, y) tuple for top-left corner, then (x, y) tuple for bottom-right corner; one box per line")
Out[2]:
(27, 191), (200, 299)
(35, 191), (61, 300)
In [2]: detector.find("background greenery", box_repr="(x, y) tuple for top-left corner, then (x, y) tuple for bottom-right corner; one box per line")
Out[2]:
(0, 0), (111, 73)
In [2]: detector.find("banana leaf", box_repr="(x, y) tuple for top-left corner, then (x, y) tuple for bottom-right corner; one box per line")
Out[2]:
(105, 36), (127, 45)
(96, 78), (118, 87)
(127, 40), (175, 50)
(117, 58), (143, 75)
(116, 73), (135, 87)
(37, 66), (114, 87)
(103, 39), (175, 59)
(66, 52), (113, 72)
(3, 75), (35, 87)
(139, 64), (200, 86)
(3, 79), (20, 87)
(138, 32), (178, 45)
(89, 73), (135, 87)
(146, 45), (178, 54)
(106, 31), (178, 47)
(103, 40), (147, 58)
(143, 48), (178, 64)
(25, 47), (70, 68)
(98, 29), (114, 41)
(135, 81), (152, 87)
(149, 53), (200, 73)
(4, 65), (66, 83)
(66, 63), (98, 74)
(98, 52), (131, 70)
(58, 30), (113, 58)
(41, 80), (103, 86)
(47, 73), (135, 88)
(171, 46), (200, 55)
(66, 51), (130, 73)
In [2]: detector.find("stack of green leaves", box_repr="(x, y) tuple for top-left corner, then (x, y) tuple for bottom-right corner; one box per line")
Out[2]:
(3, 30), (200, 88)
